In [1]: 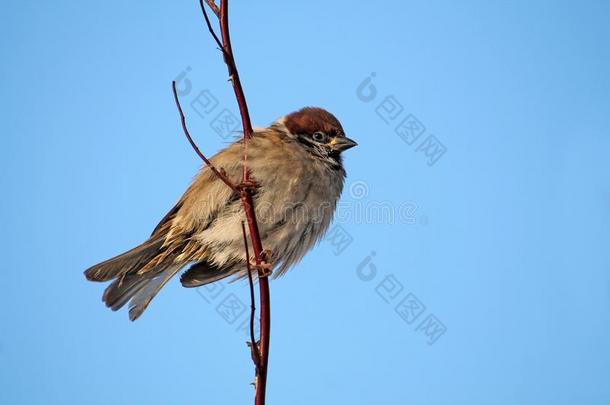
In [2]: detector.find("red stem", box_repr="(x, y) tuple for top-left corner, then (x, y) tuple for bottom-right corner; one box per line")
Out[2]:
(199, 1), (270, 404)
(241, 221), (260, 371)
(171, 81), (237, 192)
(240, 191), (270, 405)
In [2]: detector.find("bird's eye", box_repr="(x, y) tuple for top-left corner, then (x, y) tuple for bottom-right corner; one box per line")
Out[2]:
(312, 131), (327, 142)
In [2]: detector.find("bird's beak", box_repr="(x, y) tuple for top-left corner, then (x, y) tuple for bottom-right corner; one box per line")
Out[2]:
(331, 136), (358, 152)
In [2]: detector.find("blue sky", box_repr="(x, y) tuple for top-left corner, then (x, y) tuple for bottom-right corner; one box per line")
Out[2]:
(1, 1), (609, 404)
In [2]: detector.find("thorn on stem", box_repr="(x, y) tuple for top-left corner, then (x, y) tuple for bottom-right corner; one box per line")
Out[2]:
(247, 340), (262, 370)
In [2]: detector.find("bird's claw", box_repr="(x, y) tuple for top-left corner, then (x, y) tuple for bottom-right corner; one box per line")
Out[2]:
(237, 179), (260, 192)
(260, 249), (272, 261)
(249, 249), (273, 277)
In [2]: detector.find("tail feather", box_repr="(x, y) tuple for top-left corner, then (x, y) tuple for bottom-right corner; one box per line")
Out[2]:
(84, 237), (165, 282)
(102, 274), (152, 311)
(100, 263), (184, 321)
(128, 265), (182, 321)
(85, 234), (186, 320)
(85, 201), (197, 320)
(86, 237), (236, 320)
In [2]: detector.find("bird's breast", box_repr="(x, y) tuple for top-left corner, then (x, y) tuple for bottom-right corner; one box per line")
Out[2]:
(251, 150), (344, 241)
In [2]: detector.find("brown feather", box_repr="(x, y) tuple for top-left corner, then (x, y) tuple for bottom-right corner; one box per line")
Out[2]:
(85, 107), (352, 320)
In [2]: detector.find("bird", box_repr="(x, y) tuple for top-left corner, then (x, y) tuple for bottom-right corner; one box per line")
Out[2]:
(84, 106), (357, 321)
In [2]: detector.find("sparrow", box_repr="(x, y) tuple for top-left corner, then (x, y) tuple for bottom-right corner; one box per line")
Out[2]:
(84, 107), (357, 320)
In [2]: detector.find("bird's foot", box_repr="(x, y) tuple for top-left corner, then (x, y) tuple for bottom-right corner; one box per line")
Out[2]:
(249, 249), (273, 277)
(236, 179), (260, 193)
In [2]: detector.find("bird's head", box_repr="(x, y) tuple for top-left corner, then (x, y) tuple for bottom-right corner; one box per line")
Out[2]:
(273, 107), (357, 165)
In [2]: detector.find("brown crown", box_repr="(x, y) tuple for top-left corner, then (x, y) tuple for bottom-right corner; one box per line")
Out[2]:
(283, 107), (345, 137)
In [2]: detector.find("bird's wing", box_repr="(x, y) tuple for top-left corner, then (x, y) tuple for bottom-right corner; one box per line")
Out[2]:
(154, 140), (245, 240)
(179, 260), (237, 287)
(150, 199), (183, 237)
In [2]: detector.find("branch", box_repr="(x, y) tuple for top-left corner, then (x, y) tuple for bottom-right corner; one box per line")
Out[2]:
(217, 1), (254, 140)
(199, 0), (224, 52)
(242, 221), (260, 371)
(204, 0), (220, 17)
(198, 1), (271, 405)
(171, 81), (238, 193)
